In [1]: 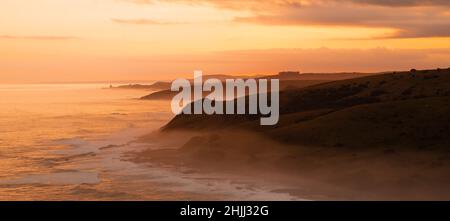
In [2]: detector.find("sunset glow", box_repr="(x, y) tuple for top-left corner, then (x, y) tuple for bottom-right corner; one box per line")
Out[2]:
(1, 0), (450, 82)
(2, 0), (450, 204)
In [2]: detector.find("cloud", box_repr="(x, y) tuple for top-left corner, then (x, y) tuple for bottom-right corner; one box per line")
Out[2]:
(111, 18), (187, 25)
(342, 0), (450, 7)
(234, 7), (450, 38)
(234, 4), (450, 38)
(0, 35), (77, 40)
(125, 0), (450, 8)
(124, 0), (450, 38)
(123, 0), (303, 10)
(232, 1), (450, 38)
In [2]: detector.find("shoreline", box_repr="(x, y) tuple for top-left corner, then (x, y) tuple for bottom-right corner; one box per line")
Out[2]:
(131, 129), (450, 200)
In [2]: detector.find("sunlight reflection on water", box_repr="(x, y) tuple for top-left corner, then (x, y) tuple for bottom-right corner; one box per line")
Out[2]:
(0, 84), (298, 200)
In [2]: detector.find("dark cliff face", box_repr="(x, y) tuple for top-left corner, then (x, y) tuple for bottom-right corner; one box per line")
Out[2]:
(162, 68), (450, 149)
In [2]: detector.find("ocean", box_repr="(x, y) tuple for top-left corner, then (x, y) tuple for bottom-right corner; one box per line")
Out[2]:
(0, 84), (296, 200)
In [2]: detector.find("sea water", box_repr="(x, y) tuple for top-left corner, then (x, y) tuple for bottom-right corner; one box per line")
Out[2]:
(0, 84), (296, 200)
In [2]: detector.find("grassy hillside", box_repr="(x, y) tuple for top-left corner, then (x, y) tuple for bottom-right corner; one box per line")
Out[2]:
(163, 68), (450, 149)
(272, 97), (450, 148)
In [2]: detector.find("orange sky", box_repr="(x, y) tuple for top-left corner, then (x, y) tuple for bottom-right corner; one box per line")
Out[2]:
(1, 0), (450, 83)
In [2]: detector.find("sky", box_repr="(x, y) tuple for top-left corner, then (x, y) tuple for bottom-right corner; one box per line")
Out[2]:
(1, 0), (450, 83)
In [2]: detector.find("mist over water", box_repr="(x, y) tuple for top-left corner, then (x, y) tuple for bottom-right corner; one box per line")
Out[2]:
(0, 84), (296, 200)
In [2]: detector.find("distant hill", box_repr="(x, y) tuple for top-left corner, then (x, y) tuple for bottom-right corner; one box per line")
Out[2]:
(110, 81), (171, 90)
(140, 74), (260, 100)
(140, 89), (178, 100)
(261, 71), (376, 81)
(162, 68), (450, 149)
(140, 71), (374, 100)
(197, 74), (263, 81)
(140, 79), (329, 100)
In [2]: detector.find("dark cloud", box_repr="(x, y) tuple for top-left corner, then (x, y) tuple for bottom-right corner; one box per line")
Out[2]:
(234, 3), (450, 38)
(394, 24), (450, 38)
(125, 0), (450, 8)
(123, 0), (450, 38)
(342, 0), (450, 7)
